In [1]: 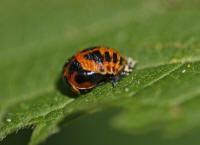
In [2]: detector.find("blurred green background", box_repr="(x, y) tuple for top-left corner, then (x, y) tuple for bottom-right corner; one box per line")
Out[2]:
(1, 0), (200, 145)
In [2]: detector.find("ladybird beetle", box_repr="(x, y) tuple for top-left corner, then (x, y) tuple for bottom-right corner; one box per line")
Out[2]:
(62, 46), (136, 95)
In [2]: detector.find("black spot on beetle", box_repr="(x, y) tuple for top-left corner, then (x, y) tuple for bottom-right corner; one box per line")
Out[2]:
(105, 52), (111, 62)
(92, 51), (104, 63)
(84, 50), (104, 63)
(120, 57), (123, 65)
(113, 53), (118, 63)
(69, 60), (83, 76)
(84, 54), (90, 59)
(75, 70), (107, 84)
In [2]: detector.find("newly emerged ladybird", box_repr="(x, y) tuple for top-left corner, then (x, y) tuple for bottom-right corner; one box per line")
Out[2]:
(62, 46), (136, 95)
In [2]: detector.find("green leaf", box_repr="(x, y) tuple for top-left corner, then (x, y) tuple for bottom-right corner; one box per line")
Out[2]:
(1, 0), (200, 144)
(111, 61), (200, 135)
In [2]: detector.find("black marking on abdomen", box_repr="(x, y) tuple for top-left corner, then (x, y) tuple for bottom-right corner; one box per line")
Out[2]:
(69, 60), (83, 76)
(119, 57), (123, 65)
(84, 50), (104, 63)
(75, 70), (107, 84)
(105, 52), (111, 62)
(113, 53), (118, 63)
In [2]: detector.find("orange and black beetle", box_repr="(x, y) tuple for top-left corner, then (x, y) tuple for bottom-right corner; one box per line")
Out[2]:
(62, 46), (136, 95)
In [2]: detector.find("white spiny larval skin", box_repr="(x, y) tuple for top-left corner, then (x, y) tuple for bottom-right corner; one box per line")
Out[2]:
(122, 57), (137, 75)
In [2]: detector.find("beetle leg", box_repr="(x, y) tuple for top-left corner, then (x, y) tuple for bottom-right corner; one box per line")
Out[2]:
(111, 74), (121, 87)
